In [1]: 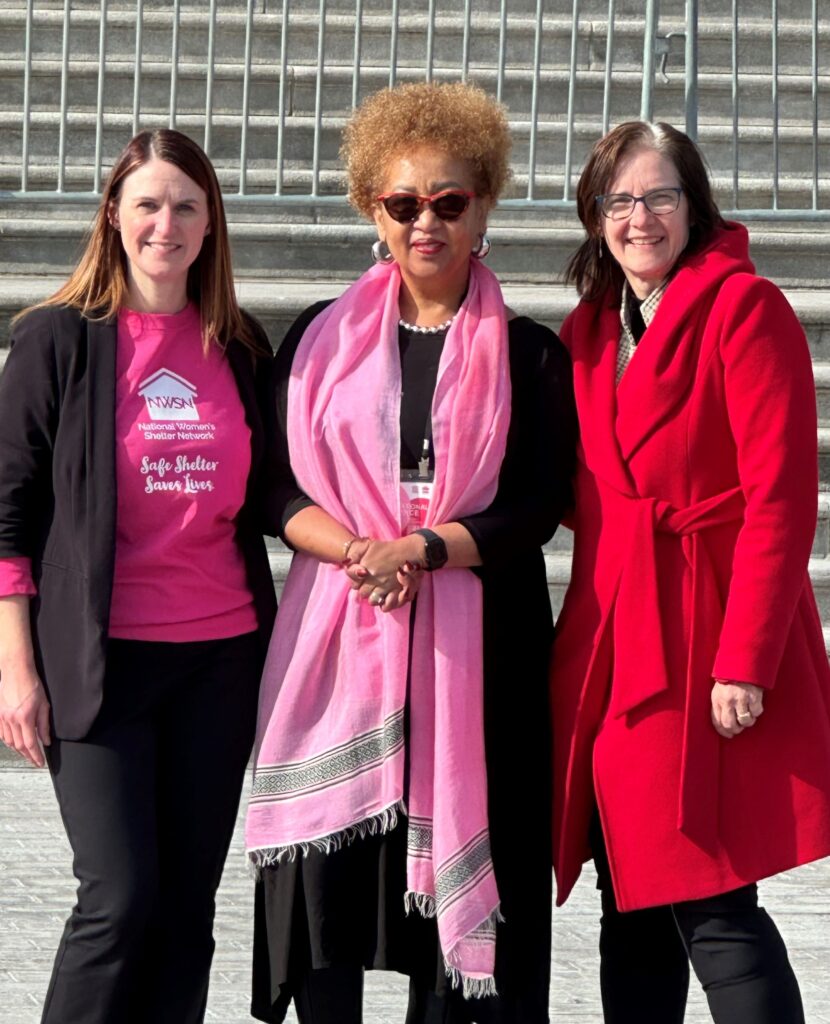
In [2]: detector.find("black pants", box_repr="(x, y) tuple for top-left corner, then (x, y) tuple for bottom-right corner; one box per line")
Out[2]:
(591, 815), (805, 1024)
(41, 632), (262, 1024)
(280, 970), (508, 1024)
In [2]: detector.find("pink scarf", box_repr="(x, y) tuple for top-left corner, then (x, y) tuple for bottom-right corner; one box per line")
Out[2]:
(246, 258), (511, 996)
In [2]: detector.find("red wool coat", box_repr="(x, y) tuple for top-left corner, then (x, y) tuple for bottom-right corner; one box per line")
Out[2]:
(551, 223), (830, 911)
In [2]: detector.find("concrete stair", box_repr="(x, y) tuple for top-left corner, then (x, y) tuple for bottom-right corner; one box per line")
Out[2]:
(263, 489), (830, 619)
(1, 0), (829, 632)
(0, 3), (827, 203)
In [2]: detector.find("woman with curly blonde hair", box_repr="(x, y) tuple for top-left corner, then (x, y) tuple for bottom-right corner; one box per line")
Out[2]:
(245, 81), (577, 1023)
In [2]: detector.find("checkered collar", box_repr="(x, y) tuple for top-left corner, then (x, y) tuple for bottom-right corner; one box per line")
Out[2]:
(620, 278), (668, 340)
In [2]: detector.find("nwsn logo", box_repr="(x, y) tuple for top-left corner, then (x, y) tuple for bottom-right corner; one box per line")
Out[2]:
(139, 369), (199, 422)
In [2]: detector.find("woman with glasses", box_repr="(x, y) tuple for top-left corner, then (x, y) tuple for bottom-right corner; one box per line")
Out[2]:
(245, 81), (577, 1023)
(551, 120), (830, 1023)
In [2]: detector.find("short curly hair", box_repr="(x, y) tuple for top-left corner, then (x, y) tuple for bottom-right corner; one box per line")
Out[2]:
(342, 81), (512, 219)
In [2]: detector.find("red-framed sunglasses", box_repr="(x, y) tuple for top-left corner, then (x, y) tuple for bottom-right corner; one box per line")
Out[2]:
(376, 189), (476, 223)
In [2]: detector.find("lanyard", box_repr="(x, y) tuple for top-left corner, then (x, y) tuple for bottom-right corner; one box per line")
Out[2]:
(418, 407), (434, 480)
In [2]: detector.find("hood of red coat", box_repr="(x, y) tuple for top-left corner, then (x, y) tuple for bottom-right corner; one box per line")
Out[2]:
(562, 222), (757, 478)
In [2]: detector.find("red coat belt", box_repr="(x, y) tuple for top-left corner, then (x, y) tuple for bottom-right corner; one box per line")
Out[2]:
(589, 484), (746, 851)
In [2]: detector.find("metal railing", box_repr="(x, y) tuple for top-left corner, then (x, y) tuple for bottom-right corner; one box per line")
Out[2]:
(6, 0), (829, 218)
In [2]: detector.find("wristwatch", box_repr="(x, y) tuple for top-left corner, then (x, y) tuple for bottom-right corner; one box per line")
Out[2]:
(414, 528), (448, 572)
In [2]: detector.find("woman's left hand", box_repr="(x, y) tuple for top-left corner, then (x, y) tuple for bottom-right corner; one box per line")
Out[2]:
(710, 679), (765, 738)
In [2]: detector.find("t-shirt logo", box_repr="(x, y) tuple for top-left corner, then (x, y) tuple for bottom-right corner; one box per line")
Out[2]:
(138, 368), (199, 422)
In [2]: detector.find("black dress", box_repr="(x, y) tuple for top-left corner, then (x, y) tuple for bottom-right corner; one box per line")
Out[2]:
(252, 302), (578, 1024)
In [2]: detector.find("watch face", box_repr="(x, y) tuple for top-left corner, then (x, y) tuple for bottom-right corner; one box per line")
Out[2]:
(425, 534), (448, 570)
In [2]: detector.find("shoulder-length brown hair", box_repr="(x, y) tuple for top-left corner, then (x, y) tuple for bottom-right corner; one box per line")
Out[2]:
(565, 121), (725, 304)
(16, 129), (263, 354)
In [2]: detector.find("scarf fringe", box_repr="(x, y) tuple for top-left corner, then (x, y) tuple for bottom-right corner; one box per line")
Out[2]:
(442, 905), (503, 999)
(444, 966), (498, 1000)
(247, 801), (403, 879)
(403, 890), (437, 918)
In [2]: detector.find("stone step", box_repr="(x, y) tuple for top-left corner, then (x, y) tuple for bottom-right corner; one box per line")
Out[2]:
(0, 59), (826, 180)
(304, 0), (819, 15)
(2, 162), (824, 217)
(3, 277), (830, 484)
(2, 276), (829, 350)
(27, 0), (824, 19)
(2, 285), (828, 560)
(819, 427), (830, 491)
(1, 210), (828, 289)
(0, 3), (822, 68)
(1, 111), (826, 211)
(0, 288), (825, 553)
(0, 65), (825, 140)
(0, 11), (824, 82)
(815, 494), (830, 558)
(262, 542), (830, 624)
(815, 363), (830, 422)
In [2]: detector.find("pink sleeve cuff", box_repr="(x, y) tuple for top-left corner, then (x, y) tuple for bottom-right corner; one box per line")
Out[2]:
(0, 557), (37, 597)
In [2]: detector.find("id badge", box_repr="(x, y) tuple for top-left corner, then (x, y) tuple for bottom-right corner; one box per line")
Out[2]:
(401, 469), (434, 534)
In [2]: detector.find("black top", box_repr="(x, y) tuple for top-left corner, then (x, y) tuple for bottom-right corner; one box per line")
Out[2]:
(254, 302), (578, 1024)
(272, 300), (577, 566)
(627, 289), (647, 343)
(398, 326), (444, 470)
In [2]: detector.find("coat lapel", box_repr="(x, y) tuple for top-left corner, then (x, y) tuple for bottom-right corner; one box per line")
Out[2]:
(615, 223), (756, 464)
(567, 298), (637, 498)
(86, 316), (118, 626)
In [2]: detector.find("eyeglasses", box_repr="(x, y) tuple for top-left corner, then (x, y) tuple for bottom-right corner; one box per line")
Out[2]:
(595, 187), (684, 220)
(376, 189), (476, 223)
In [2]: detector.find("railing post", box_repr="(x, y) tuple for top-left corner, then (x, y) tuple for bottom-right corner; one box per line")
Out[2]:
(684, 0), (698, 141)
(461, 0), (472, 83)
(276, 0), (290, 195)
(425, 0), (435, 82)
(563, 0), (579, 201)
(602, 0), (616, 135)
(94, 0), (108, 193)
(21, 0), (34, 191)
(496, 0), (507, 103)
(811, 0), (819, 209)
(352, 0), (363, 102)
(239, 0), (255, 194)
(204, 0), (218, 154)
(132, 0), (144, 136)
(527, 0), (543, 200)
(169, 0), (181, 129)
(388, 0), (399, 87)
(640, 0), (659, 122)
(730, 0), (739, 207)
(311, 0), (326, 197)
(771, 0), (780, 210)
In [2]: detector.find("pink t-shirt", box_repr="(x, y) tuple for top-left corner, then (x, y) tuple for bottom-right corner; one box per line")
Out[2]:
(0, 305), (259, 642)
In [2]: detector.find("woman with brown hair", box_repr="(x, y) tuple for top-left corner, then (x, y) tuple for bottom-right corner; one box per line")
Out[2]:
(246, 81), (577, 1023)
(551, 120), (830, 1023)
(0, 128), (277, 1023)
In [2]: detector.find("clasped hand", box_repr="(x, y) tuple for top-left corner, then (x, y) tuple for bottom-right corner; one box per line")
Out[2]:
(343, 537), (424, 613)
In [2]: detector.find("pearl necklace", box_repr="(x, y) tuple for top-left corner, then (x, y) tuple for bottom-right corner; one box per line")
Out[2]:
(398, 316), (454, 335)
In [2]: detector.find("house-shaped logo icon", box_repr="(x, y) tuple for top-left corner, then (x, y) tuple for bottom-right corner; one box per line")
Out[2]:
(138, 368), (200, 421)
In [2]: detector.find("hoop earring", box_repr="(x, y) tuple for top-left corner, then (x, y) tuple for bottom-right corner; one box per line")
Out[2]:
(472, 234), (491, 260)
(372, 239), (394, 264)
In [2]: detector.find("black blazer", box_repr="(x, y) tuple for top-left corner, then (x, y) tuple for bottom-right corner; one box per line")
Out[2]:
(0, 305), (278, 739)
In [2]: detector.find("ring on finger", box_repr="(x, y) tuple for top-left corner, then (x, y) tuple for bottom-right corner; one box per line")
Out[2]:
(371, 590), (385, 605)
(736, 711), (753, 725)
